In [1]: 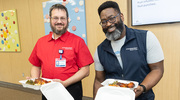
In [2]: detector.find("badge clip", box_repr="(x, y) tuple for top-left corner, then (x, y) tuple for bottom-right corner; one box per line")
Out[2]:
(59, 49), (64, 60)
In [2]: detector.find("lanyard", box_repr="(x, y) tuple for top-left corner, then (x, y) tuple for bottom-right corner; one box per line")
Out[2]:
(59, 49), (64, 60)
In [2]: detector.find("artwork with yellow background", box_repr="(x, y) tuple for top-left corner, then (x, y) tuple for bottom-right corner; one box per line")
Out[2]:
(0, 9), (20, 52)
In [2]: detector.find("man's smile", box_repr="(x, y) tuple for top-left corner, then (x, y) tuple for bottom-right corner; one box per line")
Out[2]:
(108, 26), (116, 33)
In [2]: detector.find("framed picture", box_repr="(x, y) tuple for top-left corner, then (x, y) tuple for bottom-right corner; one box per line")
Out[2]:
(0, 9), (21, 52)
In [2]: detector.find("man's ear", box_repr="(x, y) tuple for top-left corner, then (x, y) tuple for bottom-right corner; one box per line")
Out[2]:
(120, 13), (124, 22)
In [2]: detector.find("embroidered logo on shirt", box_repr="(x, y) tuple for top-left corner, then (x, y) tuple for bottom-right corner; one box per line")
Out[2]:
(126, 47), (138, 51)
(62, 47), (73, 50)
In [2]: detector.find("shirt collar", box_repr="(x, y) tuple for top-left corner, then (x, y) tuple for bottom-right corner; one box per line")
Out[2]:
(124, 25), (136, 43)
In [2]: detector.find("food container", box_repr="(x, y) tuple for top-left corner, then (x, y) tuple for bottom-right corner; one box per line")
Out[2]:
(19, 78), (52, 90)
(40, 82), (74, 100)
(101, 79), (139, 90)
(95, 86), (135, 100)
(19, 78), (74, 100)
(95, 79), (139, 100)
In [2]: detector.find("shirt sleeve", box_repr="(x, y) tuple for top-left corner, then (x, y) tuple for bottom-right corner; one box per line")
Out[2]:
(76, 39), (94, 68)
(28, 42), (41, 67)
(146, 31), (164, 64)
(94, 48), (104, 71)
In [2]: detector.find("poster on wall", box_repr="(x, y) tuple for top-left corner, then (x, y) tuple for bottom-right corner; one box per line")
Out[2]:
(0, 9), (21, 52)
(42, 0), (87, 44)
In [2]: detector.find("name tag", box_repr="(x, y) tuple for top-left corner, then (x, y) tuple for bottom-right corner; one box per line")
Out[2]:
(55, 58), (66, 67)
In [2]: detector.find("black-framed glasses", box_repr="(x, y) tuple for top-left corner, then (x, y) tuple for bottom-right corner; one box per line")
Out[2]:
(99, 13), (120, 27)
(51, 16), (67, 22)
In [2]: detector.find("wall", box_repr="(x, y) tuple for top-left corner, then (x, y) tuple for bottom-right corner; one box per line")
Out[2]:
(0, 0), (180, 100)
(0, 0), (47, 83)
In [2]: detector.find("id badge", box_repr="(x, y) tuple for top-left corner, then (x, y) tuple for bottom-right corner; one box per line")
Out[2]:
(55, 58), (66, 67)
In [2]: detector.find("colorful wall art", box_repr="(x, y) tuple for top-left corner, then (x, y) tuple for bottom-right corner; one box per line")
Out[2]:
(0, 9), (21, 52)
(42, 0), (87, 44)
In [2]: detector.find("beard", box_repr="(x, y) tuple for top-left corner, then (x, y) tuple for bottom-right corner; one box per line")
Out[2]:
(103, 18), (124, 41)
(50, 21), (68, 35)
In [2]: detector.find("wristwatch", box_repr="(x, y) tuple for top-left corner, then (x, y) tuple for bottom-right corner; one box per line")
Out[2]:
(139, 84), (146, 93)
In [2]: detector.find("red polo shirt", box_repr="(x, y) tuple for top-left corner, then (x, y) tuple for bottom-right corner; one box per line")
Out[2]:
(29, 31), (94, 81)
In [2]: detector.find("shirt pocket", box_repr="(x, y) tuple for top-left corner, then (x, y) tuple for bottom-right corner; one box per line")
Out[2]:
(63, 50), (76, 66)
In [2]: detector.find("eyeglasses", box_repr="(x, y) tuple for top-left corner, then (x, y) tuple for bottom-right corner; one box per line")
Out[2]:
(51, 16), (67, 22)
(99, 13), (120, 27)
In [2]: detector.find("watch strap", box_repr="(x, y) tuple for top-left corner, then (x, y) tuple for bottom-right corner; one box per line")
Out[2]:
(139, 84), (146, 93)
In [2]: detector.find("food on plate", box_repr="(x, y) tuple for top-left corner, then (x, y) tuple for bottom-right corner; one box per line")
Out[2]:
(26, 79), (34, 85)
(127, 82), (135, 88)
(26, 78), (51, 85)
(109, 81), (135, 88)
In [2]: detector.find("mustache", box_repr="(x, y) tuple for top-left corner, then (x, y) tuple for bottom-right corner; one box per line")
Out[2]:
(107, 25), (115, 29)
(103, 25), (115, 33)
(55, 23), (64, 26)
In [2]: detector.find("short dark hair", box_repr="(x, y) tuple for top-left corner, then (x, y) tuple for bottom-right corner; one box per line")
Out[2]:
(49, 4), (69, 18)
(98, 1), (121, 16)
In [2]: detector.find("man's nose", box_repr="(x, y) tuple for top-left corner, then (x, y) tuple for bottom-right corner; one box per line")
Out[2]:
(106, 21), (112, 27)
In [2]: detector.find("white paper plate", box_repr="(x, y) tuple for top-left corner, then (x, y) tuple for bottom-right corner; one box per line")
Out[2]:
(95, 86), (135, 100)
(40, 82), (74, 100)
(19, 78), (52, 90)
(101, 79), (139, 90)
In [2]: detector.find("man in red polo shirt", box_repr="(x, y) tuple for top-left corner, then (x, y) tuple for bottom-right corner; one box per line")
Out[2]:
(28, 4), (94, 100)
